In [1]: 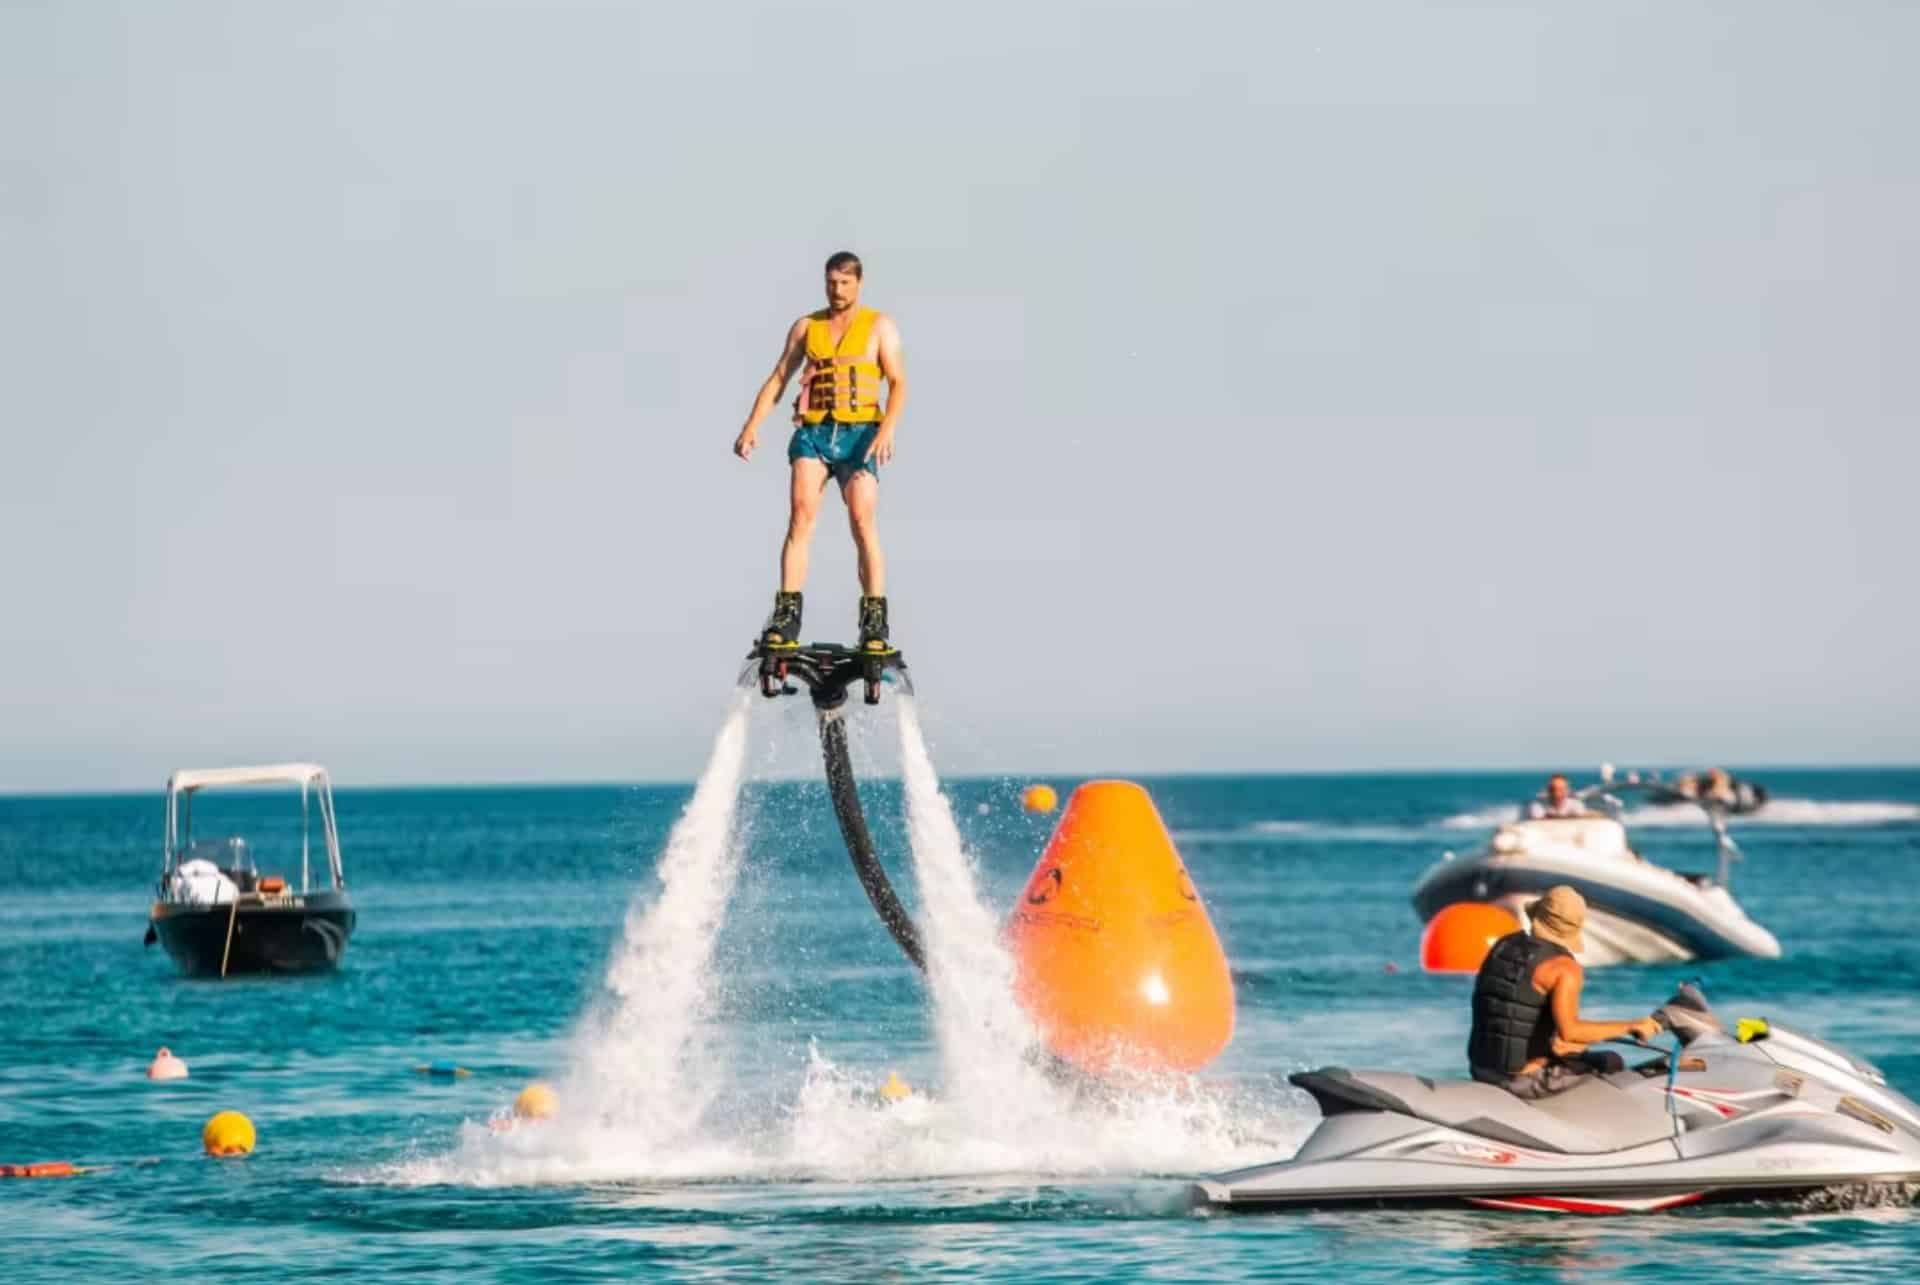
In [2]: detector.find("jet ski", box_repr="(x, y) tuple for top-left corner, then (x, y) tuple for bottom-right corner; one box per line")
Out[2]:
(1194, 984), (1920, 1213)
(1413, 779), (1781, 964)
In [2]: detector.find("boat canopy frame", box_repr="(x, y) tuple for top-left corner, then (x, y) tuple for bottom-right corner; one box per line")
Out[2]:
(163, 762), (344, 895)
(1576, 775), (1745, 888)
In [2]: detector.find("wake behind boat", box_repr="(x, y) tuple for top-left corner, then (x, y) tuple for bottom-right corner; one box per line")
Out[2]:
(144, 763), (356, 977)
(1413, 776), (1781, 965)
(1195, 983), (1920, 1212)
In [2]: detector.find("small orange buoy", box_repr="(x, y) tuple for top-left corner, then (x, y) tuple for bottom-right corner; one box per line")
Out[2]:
(1021, 784), (1059, 814)
(202, 1110), (255, 1157)
(878, 1070), (913, 1103)
(2, 1162), (80, 1179)
(1004, 780), (1234, 1074)
(1420, 902), (1522, 973)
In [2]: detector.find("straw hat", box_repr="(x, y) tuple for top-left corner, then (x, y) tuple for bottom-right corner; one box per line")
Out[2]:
(1528, 885), (1587, 954)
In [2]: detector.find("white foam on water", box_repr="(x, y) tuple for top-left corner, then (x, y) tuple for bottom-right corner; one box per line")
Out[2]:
(379, 693), (1303, 1188)
(1437, 804), (1524, 830)
(1623, 799), (1920, 827)
(1436, 797), (1920, 831)
(885, 696), (1295, 1174)
(391, 692), (758, 1184)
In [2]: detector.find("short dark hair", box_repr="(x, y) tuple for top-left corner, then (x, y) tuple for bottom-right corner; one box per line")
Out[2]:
(824, 250), (863, 278)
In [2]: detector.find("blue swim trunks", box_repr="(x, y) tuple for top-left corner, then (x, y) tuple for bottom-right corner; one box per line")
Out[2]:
(789, 420), (881, 486)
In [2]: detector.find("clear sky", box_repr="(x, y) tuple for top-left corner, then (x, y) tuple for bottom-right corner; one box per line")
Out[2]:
(4, 1), (1916, 792)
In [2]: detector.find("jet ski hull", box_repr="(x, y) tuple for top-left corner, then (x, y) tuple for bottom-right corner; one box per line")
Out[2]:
(1195, 1002), (1920, 1214)
(1196, 1141), (1920, 1213)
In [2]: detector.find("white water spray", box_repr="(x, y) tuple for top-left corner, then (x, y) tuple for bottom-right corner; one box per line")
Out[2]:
(894, 696), (1043, 1083)
(566, 689), (754, 1138)
(389, 691), (1299, 1187)
(889, 695), (1305, 1173)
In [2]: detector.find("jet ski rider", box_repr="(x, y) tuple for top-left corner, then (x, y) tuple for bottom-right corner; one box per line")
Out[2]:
(1469, 886), (1662, 1099)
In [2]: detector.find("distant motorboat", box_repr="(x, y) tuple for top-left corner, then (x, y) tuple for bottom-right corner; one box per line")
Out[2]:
(1411, 779), (1780, 966)
(1639, 768), (1769, 816)
(145, 763), (357, 977)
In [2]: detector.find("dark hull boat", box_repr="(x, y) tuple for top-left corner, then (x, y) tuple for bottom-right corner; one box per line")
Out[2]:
(146, 763), (356, 979)
(150, 890), (356, 976)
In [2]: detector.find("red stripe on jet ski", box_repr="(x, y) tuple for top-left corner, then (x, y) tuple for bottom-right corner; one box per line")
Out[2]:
(1465, 1192), (1704, 1215)
(1668, 1087), (1743, 1117)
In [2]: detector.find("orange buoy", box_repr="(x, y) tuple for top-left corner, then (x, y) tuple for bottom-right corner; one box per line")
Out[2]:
(1420, 901), (1522, 973)
(2, 1162), (80, 1179)
(1021, 784), (1059, 814)
(1004, 780), (1234, 1074)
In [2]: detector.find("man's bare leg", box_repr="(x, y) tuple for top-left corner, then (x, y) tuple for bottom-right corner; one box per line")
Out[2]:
(843, 471), (885, 596)
(781, 458), (831, 592)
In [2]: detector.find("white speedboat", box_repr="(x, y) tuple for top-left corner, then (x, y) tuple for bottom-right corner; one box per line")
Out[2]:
(1412, 783), (1780, 965)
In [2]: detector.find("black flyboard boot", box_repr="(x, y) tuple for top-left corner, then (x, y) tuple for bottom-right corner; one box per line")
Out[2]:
(762, 591), (803, 649)
(858, 595), (890, 652)
(757, 591), (803, 697)
(858, 595), (892, 705)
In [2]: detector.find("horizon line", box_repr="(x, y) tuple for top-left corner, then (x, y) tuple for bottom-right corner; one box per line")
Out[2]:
(5, 760), (1918, 802)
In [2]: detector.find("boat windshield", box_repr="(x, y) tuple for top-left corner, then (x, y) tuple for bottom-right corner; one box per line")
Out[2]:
(169, 780), (342, 893)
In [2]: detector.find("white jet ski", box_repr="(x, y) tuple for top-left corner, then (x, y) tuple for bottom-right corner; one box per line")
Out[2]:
(1412, 780), (1781, 964)
(1194, 984), (1920, 1213)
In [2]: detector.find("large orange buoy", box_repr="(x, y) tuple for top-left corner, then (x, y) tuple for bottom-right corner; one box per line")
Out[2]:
(1420, 902), (1522, 973)
(1004, 780), (1234, 1074)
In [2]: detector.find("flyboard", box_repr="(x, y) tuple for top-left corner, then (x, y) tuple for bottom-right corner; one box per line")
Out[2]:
(739, 638), (926, 971)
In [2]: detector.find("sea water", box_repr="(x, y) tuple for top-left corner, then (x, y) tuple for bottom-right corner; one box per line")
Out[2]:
(2, 720), (1917, 1280)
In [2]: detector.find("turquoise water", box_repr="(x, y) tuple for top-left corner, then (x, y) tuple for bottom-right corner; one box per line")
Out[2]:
(4, 717), (1918, 1281)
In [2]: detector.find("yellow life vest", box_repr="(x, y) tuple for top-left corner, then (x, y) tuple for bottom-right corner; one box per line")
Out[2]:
(796, 307), (883, 425)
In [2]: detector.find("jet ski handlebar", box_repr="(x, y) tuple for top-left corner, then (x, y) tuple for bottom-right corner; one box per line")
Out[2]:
(1651, 982), (1721, 1046)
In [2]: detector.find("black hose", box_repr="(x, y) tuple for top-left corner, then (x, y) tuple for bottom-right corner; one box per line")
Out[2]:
(818, 710), (925, 971)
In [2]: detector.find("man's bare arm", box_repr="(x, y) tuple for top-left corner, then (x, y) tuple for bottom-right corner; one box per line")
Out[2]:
(865, 314), (907, 465)
(1545, 962), (1660, 1048)
(735, 319), (810, 460)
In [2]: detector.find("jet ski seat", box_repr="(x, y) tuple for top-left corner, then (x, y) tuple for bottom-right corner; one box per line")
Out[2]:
(1290, 1067), (1676, 1155)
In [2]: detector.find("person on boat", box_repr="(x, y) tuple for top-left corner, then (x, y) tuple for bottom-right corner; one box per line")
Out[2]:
(1527, 773), (1589, 819)
(1468, 886), (1663, 1099)
(733, 251), (908, 654)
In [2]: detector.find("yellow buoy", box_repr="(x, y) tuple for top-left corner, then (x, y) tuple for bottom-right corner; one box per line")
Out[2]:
(513, 1082), (558, 1120)
(1021, 784), (1059, 814)
(202, 1111), (255, 1157)
(878, 1070), (913, 1103)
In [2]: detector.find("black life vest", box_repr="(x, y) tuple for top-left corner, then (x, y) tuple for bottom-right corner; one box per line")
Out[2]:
(1468, 931), (1573, 1082)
